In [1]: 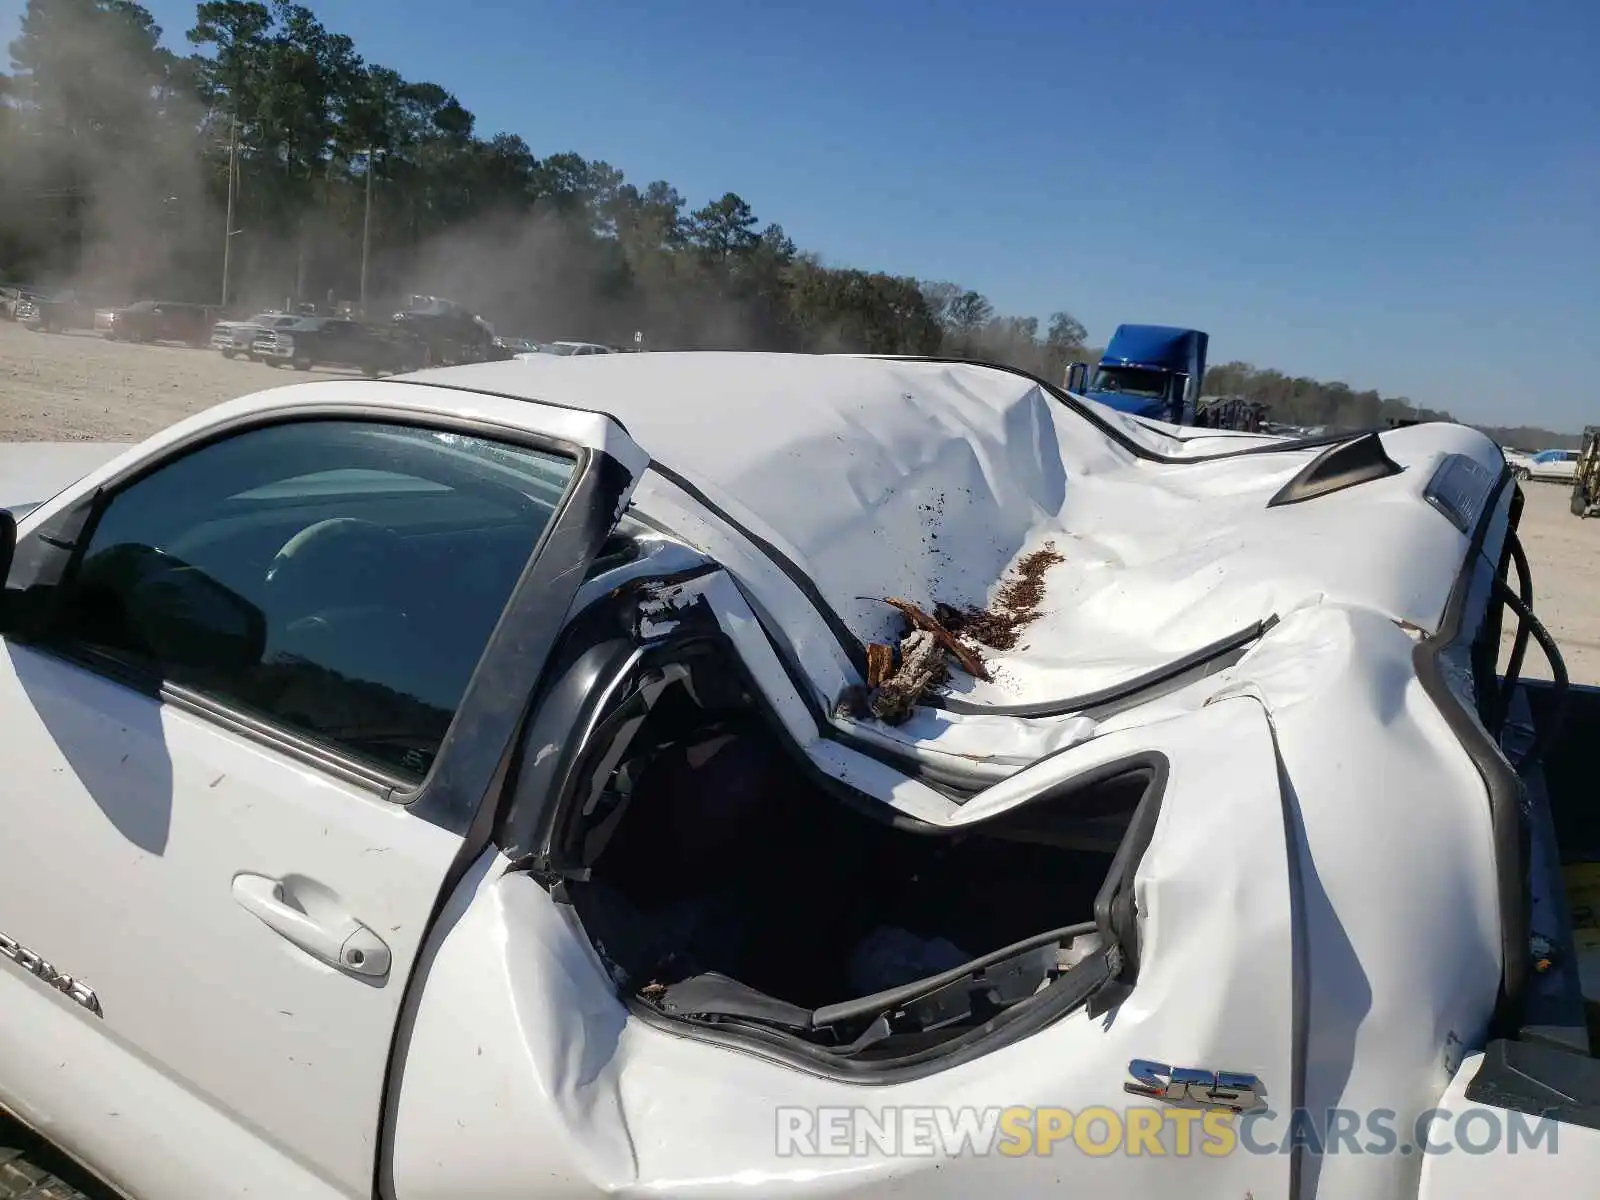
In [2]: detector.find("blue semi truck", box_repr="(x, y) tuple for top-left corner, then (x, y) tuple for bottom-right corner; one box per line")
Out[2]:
(1065, 324), (1209, 425)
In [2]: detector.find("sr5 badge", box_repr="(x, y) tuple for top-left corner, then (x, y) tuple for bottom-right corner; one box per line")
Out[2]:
(1125, 1059), (1264, 1113)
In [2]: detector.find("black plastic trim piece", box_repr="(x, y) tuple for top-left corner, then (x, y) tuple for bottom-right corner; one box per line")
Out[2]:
(644, 461), (870, 682)
(1483, 489), (1525, 735)
(929, 617), (1276, 719)
(1495, 579), (1571, 771)
(627, 938), (1115, 1087)
(660, 973), (814, 1030)
(1410, 459), (1529, 1028)
(401, 449), (637, 830)
(1088, 754), (1169, 1008)
(810, 921), (1097, 1030)
(1265, 432), (1403, 508)
(1464, 1038), (1600, 1132)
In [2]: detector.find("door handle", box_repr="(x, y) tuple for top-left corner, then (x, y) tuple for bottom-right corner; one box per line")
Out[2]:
(231, 873), (391, 978)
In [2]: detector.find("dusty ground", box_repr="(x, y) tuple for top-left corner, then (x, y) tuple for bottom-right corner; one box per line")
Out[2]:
(1, 317), (1595, 684)
(0, 318), (343, 442)
(1497, 480), (1600, 685)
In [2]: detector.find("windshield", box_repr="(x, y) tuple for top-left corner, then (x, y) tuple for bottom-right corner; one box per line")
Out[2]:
(1090, 366), (1169, 399)
(548, 343), (582, 355)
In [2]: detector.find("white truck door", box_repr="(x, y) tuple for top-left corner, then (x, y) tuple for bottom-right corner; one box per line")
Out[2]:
(0, 405), (643, 1199)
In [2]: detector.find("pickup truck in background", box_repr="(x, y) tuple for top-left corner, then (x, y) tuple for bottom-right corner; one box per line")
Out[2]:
(1066, 324), (1210, 426)
(392, 295), (513, 366)
(15, 291), (98, 334)
(252, 315), (427, 374)
(210, 312), (303, 359)
(101, 300), (215, 347)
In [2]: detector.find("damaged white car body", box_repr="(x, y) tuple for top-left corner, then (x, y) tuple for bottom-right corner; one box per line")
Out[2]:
(0, 352), (1594, 1200)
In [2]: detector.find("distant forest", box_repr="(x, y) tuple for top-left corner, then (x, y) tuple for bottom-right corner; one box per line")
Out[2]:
(1201, 362), (1574, 449)
(0, 0), (1573, 445)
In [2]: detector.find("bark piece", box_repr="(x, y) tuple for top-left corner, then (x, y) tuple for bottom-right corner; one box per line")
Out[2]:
(872, 597), (991, 681)
(865, 641), (897, 688)
(869, 630), (946, 725)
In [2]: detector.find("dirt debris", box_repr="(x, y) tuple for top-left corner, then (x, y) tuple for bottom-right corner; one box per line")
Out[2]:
(938, 542), (1066, 652)
(846, 542), (1066, 725)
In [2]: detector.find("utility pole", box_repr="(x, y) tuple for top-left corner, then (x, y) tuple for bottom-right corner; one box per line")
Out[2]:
(360, 146), (375, 315)
(221, 114), (239, 310)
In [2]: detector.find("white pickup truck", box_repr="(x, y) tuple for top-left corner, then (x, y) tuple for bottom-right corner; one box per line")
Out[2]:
(0, 353), (1596, 1200)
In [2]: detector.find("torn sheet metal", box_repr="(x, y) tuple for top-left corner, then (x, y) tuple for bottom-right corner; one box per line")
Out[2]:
(390, 697), (1299, 1200)
(553, 354), (1505, 715)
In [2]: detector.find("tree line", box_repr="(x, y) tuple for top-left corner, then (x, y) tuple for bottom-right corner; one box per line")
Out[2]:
(1201, 362), (1573, 448)
(0, 0), (1091, 374)
(0, 0), (1571, 444)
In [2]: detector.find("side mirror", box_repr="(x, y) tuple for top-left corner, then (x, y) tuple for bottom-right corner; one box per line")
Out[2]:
(1065, 362), (1089, 393)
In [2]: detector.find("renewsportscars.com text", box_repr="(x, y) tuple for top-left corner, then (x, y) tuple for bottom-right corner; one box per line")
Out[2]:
(775, 1105), (1559, 1159)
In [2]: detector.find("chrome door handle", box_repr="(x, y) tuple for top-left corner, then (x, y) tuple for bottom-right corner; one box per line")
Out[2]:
(231, 873), (391, 978)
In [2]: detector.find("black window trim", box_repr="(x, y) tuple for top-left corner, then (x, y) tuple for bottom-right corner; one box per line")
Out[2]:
(5, 400), (623, 830)
(1408, 459), (1528, 1029)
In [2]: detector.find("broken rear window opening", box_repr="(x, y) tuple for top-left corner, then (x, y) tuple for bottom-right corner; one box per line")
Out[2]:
(528, 639), (1163, 1076)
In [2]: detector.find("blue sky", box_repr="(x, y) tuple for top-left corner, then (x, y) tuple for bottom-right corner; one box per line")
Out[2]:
(5, 0), (1597, 428)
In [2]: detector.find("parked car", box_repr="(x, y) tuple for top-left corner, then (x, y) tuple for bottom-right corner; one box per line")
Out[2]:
(392, 295), (509, 365)
(252, 315), (427, 374)
(515, 340), (615, 360)
(102, 300), (214, 346)
(0, 353), (1591, 1199)
(17, 290), (97, 333)
(540, 340), (615, 356)
(210, 312), (301, 359)
(0, 286), (48, 322)
(493, 336), (540, 355)
(1509, 447), (1580, 483)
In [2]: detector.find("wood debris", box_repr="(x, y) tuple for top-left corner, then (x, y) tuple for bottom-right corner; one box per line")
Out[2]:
(843, 543), (1067, 726)
(868, 630), (947, 725)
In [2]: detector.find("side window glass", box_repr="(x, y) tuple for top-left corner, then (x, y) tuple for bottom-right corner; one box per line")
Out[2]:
(46, 420), (577, 780)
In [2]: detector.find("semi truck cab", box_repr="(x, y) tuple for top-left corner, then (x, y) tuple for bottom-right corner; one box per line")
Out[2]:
(1066, 323), (1209, 425)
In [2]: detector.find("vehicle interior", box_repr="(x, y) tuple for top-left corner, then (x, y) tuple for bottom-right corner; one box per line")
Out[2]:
(43, 422), (578, 778)
(1090, 365), (1168, 398)
(550, 640), (1143, 1065)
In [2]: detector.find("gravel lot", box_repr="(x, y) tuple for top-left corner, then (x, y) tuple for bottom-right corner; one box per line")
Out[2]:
(0, 319), (344, 441)
(1, 317), (1595, 684)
